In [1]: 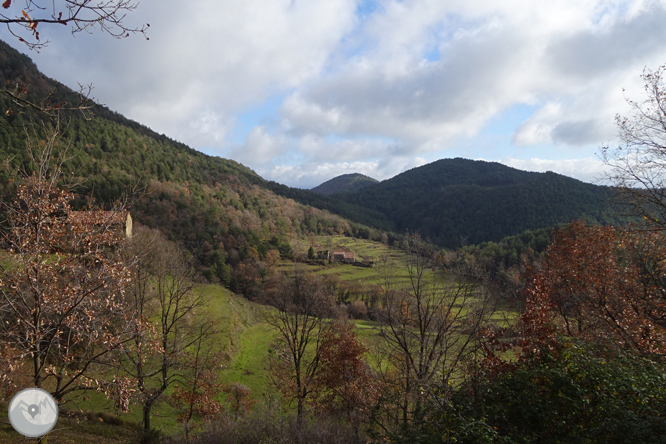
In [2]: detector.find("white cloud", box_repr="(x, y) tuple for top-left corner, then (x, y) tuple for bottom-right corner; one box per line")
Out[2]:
(280, 0), (666, 156)
(296, 135), (402, 163)
(187, 110), (234, 146)
(512, 103), (564, 146)
(9, 0), (358, 146)
(260, 156), (427, 189)
(229, 126), (289, 165)
(4, 0), (666, 187)
(499, 156), (612, 184)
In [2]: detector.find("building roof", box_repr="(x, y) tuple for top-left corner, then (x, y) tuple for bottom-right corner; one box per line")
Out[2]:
(68, 211), (132, 238)
(69, 211), (130, 225)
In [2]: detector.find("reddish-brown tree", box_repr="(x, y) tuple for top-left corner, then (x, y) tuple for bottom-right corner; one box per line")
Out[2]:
(0, 137), (139, 406)
(520, 221), (666, 356)
(223, 382), (253, 420)
(312, 320), (381, 426)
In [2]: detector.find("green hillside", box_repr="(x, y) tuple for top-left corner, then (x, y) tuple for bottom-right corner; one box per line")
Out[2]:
(310, 173), (379, 195)
(334, 158), (628, 247)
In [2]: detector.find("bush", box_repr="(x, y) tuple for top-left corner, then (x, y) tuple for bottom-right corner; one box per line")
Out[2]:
(409, 342), (666, 444)
(349, 300), (368, 319)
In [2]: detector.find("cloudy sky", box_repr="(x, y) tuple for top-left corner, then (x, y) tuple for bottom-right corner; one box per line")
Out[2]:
(3, 0), (666, 188)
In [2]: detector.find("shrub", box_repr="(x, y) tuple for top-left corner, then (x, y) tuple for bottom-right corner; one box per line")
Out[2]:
(349, 300), (368, 319)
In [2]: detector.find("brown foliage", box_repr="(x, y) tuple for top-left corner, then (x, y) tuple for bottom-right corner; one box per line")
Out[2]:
(482, 221), (666, 371)
(312, 320), (381, 423)
(171, 334), (225, 441)
(223, 382), (253, 419)
(523, 221), (666, 356)
(0, 163), (138, 405)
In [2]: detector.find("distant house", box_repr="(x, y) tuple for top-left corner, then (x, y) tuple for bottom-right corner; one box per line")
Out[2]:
(68, 211), (133, 239)
(332, 246), (355, 263)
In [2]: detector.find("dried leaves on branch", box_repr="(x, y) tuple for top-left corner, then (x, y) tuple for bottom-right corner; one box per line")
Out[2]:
(2, 82), (96, 121)
(1, 0), (148, 119)
(171, 327), (225, 441)
(482, 221), (666, 376)
(312, 320), (381, 424)
(0, 129), (141, 405)
(522, 221), (666, 357)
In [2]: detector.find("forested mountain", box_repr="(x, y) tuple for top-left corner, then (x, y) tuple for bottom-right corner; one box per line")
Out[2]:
(310, 173), (379, 195)
(333, 158), (629, 247)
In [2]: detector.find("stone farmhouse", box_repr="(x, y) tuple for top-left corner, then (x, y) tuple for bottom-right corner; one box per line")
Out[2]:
(68, 210), (133, 239)
(331, 246), (356, 263)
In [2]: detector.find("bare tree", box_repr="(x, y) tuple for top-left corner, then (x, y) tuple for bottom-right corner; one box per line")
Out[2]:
(265, 268), (335, 419)
(0, 126), (139, 406)
(121, 226), (214, 432)
(1, 0), (149, 50)
(375, 233), (494, 427)
(0, 0), (148, 119)
(171, 324), (224, 442)
(602, 65), (666, 231)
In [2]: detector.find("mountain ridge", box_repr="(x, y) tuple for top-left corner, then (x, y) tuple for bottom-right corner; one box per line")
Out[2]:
(332, 158), (627, 247)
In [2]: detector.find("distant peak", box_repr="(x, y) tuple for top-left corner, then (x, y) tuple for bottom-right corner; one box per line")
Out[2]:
(310, 173), (379, 195)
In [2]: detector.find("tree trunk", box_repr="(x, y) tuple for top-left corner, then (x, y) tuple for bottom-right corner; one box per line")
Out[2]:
(296, 368), (305, 422)
(402, 368), (410, 425)
(297, 393), (304, 421)
(143, 400), (154, 431)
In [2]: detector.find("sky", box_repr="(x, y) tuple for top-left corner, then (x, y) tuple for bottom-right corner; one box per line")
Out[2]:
(3, 0), (666, 189)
